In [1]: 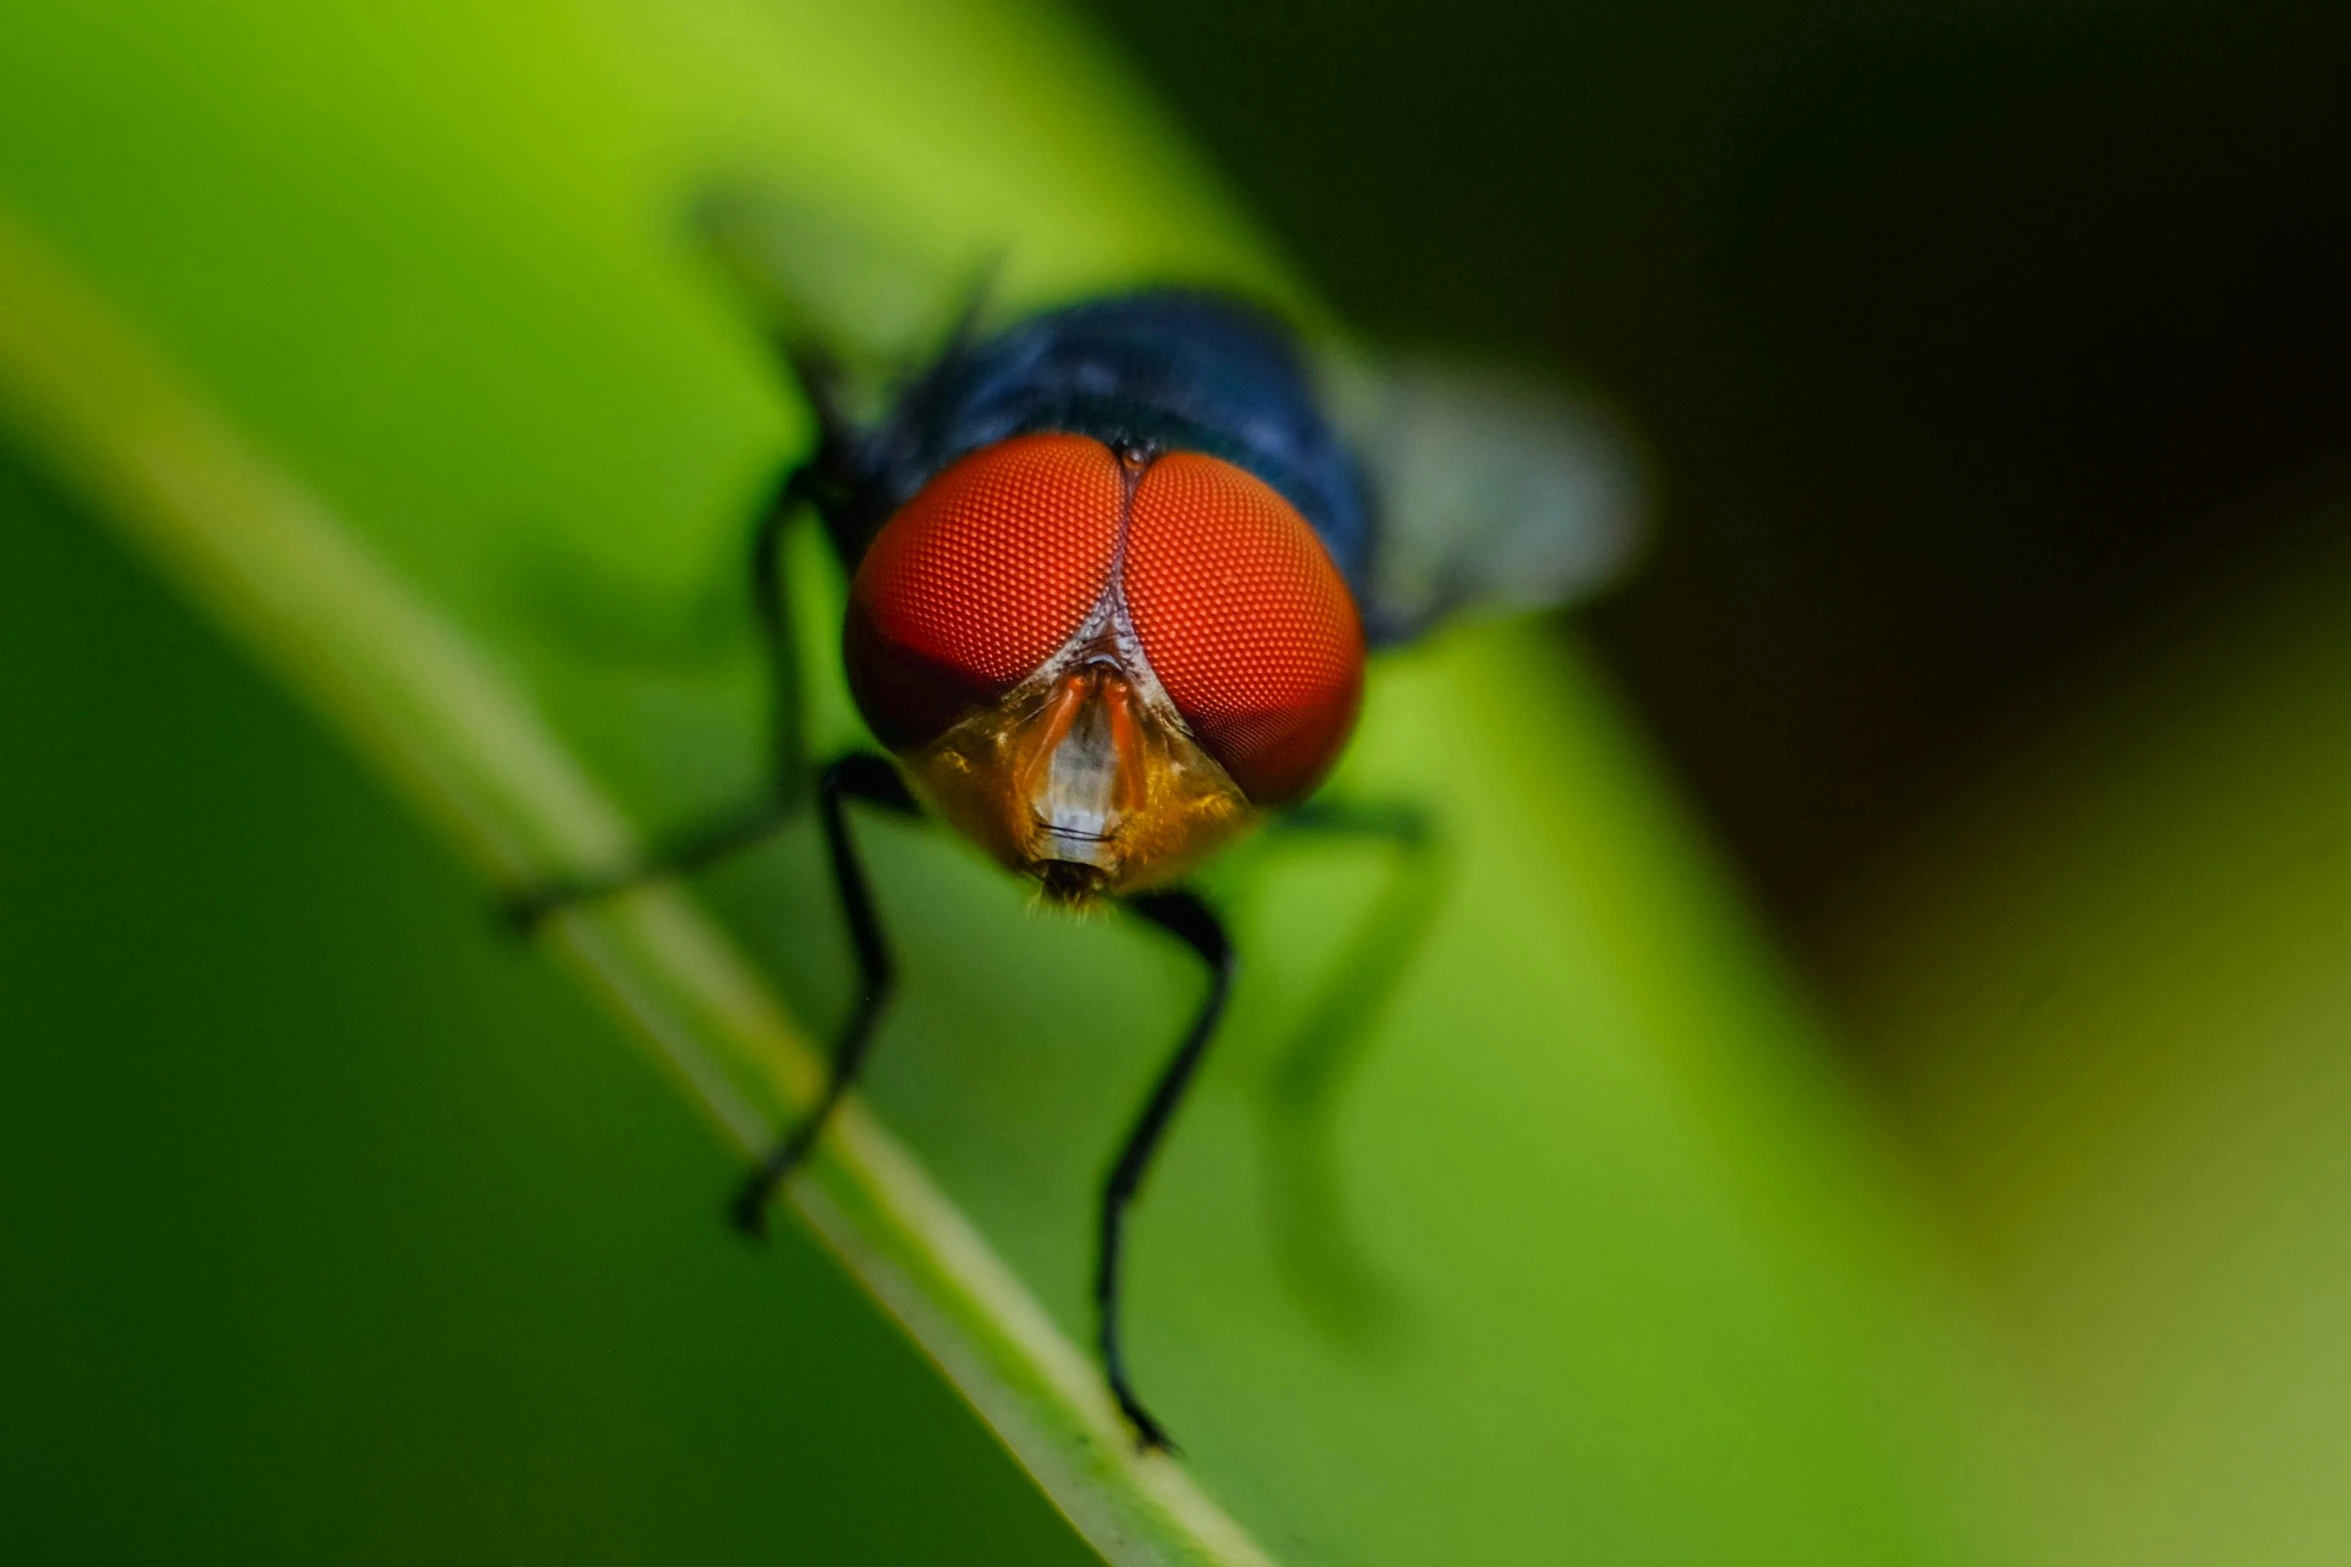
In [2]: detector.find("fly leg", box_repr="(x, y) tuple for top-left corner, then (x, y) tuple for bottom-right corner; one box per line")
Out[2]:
(729, 751), (917, 1234)
(1258, 799), (1440, 1340)
(500, 459), (820, 931)
(1099, 889), (1236, 1452)
(496, 453), (921, 1225)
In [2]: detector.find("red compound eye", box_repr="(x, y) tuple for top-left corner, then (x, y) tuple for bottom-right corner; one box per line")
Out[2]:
(1125, 453), (1365, 804)
(845, 433), (1122, 749)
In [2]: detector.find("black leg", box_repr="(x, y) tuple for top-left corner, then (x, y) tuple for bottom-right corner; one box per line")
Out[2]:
(501, 793), (794, 932)
(1098, 888), (1236, 1452)
(729, 752), (919, 1235)
(1257, 800), (1439, 1340)
(500, 462), (822, 932)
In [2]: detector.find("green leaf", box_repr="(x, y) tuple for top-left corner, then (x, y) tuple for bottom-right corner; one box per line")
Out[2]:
(0, 1), (2025, 1561)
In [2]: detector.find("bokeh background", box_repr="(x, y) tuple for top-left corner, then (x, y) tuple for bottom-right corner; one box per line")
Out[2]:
(1073, 5), (2351, 1564)
(1080, 0), (2351, 934)
(7, 0), (2351, 1563)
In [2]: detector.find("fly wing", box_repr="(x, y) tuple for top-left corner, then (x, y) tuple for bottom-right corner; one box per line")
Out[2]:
(1329, 355), (1645, 647)
(690, 186), (996, 423)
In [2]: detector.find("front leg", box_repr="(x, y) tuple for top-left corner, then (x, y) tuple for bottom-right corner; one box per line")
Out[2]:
(501, 458), (825, 931)
(731, 752), (920, 1234)
(1097, 888), (1236, 1452)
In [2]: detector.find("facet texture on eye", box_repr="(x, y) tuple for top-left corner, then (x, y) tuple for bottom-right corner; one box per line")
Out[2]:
(845, 433), (1123, 749)
(1124, 452), (1364, 804)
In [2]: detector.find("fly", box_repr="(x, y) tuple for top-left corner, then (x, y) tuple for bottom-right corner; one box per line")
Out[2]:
(510, 193), (1641, 1451)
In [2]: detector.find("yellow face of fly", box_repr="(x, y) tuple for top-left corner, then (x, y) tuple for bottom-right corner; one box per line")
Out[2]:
(901, 659), (1258, 905)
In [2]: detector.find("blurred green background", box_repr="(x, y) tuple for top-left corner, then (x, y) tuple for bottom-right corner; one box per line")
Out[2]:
(7, 0), (2351, 1563)
(0, 445), (1099, 1563)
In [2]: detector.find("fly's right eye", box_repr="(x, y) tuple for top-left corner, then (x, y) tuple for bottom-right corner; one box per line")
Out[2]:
(1124, 453), (1364, 806)
(844, 433), (1123, 750)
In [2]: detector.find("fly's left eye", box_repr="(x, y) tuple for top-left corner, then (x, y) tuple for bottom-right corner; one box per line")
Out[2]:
(1125, 453), (1365, 805)
(844, 433), (1124, 750)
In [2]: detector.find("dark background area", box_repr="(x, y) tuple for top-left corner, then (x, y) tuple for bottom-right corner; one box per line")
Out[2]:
(1076, 0), (2351, 931)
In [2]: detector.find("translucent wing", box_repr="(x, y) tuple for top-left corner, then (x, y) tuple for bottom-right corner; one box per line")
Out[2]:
(690, 186), (995, 422)
(1329, 356), (1645, 647)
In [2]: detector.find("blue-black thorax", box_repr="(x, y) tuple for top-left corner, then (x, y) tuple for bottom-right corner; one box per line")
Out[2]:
(830, 289), (1374, 597)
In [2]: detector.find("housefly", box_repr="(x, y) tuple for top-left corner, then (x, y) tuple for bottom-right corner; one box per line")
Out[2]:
(511, 195), (1640, 1450)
